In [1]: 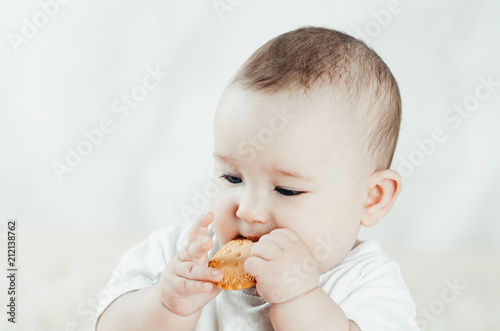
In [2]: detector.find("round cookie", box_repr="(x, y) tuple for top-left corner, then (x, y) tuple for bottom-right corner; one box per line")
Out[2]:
(209, 238), (256, 290)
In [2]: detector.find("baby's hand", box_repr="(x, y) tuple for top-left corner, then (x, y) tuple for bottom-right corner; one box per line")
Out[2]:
(157, 212), (224, 317)
(244, 228), (319, 305)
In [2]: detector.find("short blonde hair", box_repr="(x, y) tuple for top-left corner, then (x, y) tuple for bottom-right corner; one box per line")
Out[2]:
(230, 26), (401, 170)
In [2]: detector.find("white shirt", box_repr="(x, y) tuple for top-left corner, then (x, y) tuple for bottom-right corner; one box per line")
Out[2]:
(95, 223), (419, 330)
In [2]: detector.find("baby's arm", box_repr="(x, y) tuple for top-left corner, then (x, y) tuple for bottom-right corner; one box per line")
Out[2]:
(269, 287), (360, 331)
(245, 228), (359, 331)
(96, 284), (202, 330)
(97, 213), (224, 331)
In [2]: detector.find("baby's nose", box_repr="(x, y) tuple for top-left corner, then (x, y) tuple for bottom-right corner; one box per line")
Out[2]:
(236, 190), (270, 224)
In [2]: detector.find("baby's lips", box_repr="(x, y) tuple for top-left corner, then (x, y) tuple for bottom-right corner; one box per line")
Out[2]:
(236, 234), (261, 242)
(245, 236), (260, 242)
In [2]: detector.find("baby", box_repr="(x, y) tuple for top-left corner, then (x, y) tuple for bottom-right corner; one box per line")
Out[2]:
(96, 27), (418, 330)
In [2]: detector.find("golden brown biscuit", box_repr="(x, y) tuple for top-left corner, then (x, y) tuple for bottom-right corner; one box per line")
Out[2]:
(208, 238), (256, 290)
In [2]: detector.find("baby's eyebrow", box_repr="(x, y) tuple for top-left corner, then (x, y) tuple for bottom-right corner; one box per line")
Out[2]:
(272, 168), (312, 181)
(213, 153), (237, 165)
(214, 153), (311, 181)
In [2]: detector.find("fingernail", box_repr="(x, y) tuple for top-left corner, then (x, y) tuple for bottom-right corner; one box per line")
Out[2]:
(212, 269), (220, 276)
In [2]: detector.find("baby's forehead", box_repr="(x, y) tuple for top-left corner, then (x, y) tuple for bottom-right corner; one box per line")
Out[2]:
(215, 86), (362, 175)
(222, 84), (353, 117)
(217, 84), (358, 139)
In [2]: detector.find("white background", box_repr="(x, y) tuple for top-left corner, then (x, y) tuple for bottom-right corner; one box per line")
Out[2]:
(1, 0), (499, 330)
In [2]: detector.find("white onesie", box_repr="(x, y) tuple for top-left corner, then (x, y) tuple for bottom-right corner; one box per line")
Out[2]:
(95, 223), (419, 330)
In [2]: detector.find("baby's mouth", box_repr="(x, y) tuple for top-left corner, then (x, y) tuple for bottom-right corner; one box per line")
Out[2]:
(235, 235), (260, 242)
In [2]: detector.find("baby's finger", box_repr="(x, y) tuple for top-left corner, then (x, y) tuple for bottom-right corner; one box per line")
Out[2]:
(259, 230), (295, 251)
(175, 261), (224, 282)
(187, 212), (214, 244)
(173, 277), (214, 296)
(178, 237), (213, 262)
(269, 228), (300, 242)
(250, 239), (282, 261)
(244, 256), (267, 278)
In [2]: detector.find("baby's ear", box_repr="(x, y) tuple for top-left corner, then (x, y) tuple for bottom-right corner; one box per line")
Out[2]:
(361, 169), (402, 227)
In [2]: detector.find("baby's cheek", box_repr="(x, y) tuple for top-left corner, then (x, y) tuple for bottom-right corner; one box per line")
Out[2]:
(211, 221), (232, 245)
(301, 233), (341, 267)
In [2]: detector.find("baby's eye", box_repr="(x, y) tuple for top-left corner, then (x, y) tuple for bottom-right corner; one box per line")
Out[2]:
(275, 187), (305, 196)
(220, 174), (242, 184)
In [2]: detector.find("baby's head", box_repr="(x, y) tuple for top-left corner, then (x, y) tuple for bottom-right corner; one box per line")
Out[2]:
(209, 27), (402, 273)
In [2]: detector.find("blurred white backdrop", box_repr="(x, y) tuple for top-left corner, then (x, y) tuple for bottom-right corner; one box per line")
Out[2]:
(1, 0), (499, 330)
